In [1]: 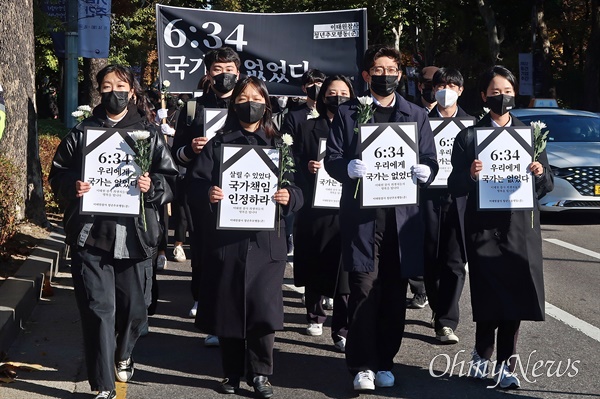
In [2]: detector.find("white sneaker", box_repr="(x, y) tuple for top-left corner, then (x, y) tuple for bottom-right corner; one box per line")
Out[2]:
(115, 357), (134, 382)
(468, 349), (489, 379)
(334, 337), (346, 352)
(323, 297), (334, 310)
(436, 326), (459, 344)
(189, 301), (198, 318)
(156, 254), (167, 270)
(306, 323), (323, 336)
(375, 371), (395, 387)
(493, 364), (521, 389)
(94, 391), (116, 399)
(173, 245), (186, 262)
(353, 370), (375, 391)
(205, 335), (220, 347)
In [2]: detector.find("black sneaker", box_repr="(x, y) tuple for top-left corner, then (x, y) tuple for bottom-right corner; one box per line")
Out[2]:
(115, 357), (134, 382)
(94, 390), (116, 399)
(407, 293), (428, 309)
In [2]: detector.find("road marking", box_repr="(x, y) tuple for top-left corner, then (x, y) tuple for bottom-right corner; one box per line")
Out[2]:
(545, 302), (600, 342)
(544, 238), (600, 259)
(116, 381), (127, 398)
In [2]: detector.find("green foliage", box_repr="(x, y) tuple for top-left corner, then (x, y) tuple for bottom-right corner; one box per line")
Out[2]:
(38, 118), (69, 139)
(0, 156), (19, 246)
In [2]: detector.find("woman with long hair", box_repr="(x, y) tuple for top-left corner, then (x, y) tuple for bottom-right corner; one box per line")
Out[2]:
(187, 76), (303, 398)
(293, 75), (355, 351)
(49, 65), (178, 399)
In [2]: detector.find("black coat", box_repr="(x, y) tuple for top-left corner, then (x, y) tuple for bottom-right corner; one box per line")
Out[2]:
(280, 102), (312, 137)
(49, 105), (178, 258)
(421, 106), (472, 262)
(324, 92), (439, 276)
(187, 127), (304, 338)
(448, 113), (554, 321)
(292, 116), (349, 297)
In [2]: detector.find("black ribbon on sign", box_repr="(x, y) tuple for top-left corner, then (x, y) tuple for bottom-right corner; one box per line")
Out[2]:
(475, 126), (534, 158)
(317, 138), (327, 161)
(82, 128), (139, 157)
(357, 123), (418, 155)
(220, 144), (280, 177)
(203, 109), (228, 137)
(431, 117), (476, 136)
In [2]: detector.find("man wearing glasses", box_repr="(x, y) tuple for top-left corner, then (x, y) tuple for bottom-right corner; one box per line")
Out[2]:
(325, 45), (438, 391)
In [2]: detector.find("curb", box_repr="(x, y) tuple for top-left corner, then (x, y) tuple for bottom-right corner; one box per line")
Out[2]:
(0, 226), (66, 354)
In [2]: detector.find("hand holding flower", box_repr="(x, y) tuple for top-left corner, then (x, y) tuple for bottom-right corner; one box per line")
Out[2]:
(209, 186), (224, 204)
(528, 161), (544, 176)
(138, 172), (151, 193)
(273, 188), (290, 206)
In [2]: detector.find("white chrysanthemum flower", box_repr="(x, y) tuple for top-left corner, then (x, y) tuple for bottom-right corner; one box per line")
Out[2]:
(530, 121), (547, 130)
(483, 107), (490, 114)
(178, 99), (184, 107)
(129, 130), (151, 141)
(71, 110), (84, 117)
(357, 96), (373, 106)
(77, 105), (92, 112)
(282, 133), (294, 146)
(308, 108), (319, 119)
(163, 80), (171, 88)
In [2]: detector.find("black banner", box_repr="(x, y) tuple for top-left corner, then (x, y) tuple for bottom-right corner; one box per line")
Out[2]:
(156, 5), (368, 95)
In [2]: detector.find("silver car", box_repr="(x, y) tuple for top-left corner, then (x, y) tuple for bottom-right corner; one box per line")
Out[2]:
(511, 108), (600, 212)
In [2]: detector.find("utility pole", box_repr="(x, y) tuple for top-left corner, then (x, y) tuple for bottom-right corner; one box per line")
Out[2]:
(64, 0), (78, 128)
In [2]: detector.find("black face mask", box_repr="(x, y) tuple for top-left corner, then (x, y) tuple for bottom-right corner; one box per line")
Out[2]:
(486, 94), (515, 116)
(421, 87), (436, 104)
(234, 101), (266, 124)
(306, 84), (321, 101)
(324, 95), (351, 114)
(370, 75), (399, 97)
(212, 73), (237, 94)
(101, 91), (129, 115)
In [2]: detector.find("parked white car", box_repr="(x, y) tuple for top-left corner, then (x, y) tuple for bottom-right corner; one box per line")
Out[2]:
(511, 108), (600, 212)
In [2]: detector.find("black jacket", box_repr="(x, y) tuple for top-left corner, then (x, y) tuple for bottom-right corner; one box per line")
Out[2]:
(49, 105), (178, 258)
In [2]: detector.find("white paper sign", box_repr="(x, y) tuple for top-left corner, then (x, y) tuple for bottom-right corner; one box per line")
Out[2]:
(218, 145), (280, 230)
(203, 108), (228, 140)
(313, 138), (341, 208)
(359, 123), (419, 207)
(475, 127), (535, 210)
(429, 117), (476, 187)
(80, 128), (142, 216)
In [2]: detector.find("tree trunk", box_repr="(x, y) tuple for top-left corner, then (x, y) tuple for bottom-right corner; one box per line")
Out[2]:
(477, 0), (503, 64)
(535, 0), (556, 97)
(82, 58), (109, 108)
(0, 0), (47, 225)
(584, 0), (600, 111)
(392, 22), (403, 52)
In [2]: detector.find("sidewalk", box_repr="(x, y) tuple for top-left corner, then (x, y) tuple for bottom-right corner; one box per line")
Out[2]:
(0, 225), (66, 355)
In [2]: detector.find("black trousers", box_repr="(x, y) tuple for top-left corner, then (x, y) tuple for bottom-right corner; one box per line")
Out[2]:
(345, 208), (408, 374)
(422, 197), (466, 331)
(171, 197), (188, 243)
(219, 330), (275, 379)
(475, 320), (521, 371)
(71, 246), (152, 391)
(305, 290), (349, 341)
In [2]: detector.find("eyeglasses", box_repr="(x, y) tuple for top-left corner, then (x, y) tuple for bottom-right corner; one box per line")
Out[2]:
(370, 66), (400, 76)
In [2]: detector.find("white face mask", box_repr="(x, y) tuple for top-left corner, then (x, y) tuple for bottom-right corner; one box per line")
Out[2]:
(277, 96), (288, 109)
(435, 88), (459, 108)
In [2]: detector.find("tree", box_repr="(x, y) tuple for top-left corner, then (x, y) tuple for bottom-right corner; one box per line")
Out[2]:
(0, 0), (47, 226)
(583, 0), (600, 111)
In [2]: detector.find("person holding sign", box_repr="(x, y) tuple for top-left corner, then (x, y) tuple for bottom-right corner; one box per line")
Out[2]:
(325, 45), (438, 391)
(187, 76), (303, 398)
(49, 65), (178, 399)
(423, 68), (472, 345)
(172, 47), (240, 340)
(448, 65), (553, 389)
(293, 75), (355, 351)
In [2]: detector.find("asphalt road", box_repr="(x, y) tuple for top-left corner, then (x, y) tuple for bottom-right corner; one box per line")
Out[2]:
(2, 211), (599, 399)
